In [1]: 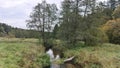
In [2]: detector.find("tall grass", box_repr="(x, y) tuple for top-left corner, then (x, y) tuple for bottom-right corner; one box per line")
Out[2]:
(0, 37), (38, 43)
(64, 43), (120, 68)
(0, 37), (49, 68)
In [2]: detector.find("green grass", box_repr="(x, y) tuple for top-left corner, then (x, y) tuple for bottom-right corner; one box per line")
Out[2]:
(0, 37), (38, 43)
(64, 43), (120, 68)
(0, 37), (120, 68)
(0, 37), (49, 68)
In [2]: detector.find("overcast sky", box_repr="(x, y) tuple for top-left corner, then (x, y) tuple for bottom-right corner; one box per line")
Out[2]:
(0, 0), (62, 29)
(0, 0), (105, 29)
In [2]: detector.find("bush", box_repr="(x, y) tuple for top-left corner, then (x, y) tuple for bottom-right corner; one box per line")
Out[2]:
(36, 54), (50, 67)
(84, 28), (108, 46)
(112, 6), (120, 19)
(102, 18), (120, 44)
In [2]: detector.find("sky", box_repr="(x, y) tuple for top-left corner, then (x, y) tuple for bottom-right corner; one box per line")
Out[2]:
(0, 0), (62, 29)
(0, 0), (105, 29)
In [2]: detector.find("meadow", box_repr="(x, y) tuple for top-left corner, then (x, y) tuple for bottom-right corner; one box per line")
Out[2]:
(0, 37), (120, 68)
(0, 37), (49, 68)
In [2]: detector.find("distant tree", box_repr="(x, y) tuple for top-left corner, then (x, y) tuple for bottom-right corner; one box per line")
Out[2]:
(71, 0), (82, 45)
(108, 0), (117, 10)
(26, 0), (58, 45)
(58, 0), (74, 44)
(0, 23), (11, 35)
(4, 26), (11, 34)
(112, 5), (120, 19)
(0, 26), (4, 32)
(52, 24), (59, 39)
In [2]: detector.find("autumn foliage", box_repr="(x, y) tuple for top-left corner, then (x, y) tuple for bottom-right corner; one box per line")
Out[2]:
(102, 18), (120, 44)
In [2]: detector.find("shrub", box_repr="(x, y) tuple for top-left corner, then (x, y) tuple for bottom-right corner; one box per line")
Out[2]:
(112, 6), (120, 19)
(84, 28), (108, 46)
(102, 18), (120, 44)
(36, 54), (50, 67)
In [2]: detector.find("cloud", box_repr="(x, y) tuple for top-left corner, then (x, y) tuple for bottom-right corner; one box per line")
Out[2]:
(0, 0), (26, 8)
(0, 0), (40, 29)
(0, 0), (62, 29)
(0, 0), (40, 8)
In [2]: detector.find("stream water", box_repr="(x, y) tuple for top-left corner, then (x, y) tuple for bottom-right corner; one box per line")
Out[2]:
(46, 49), (75, 68)
(46, 49), (61, 68)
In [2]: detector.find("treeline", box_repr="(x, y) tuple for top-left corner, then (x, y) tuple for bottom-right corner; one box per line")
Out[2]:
(0, 23), (40, 38)
(26, 0), (120, 46)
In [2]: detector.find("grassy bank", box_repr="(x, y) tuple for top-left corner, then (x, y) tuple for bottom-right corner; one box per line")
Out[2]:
(64, 43), (120, 68)
(0, 37), (49, 68)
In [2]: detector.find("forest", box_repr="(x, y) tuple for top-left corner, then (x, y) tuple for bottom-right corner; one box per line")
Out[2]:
(0, 0), (120, 68)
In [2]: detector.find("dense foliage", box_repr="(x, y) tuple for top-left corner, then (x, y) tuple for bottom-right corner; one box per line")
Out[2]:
(102, 18), (120, 44)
